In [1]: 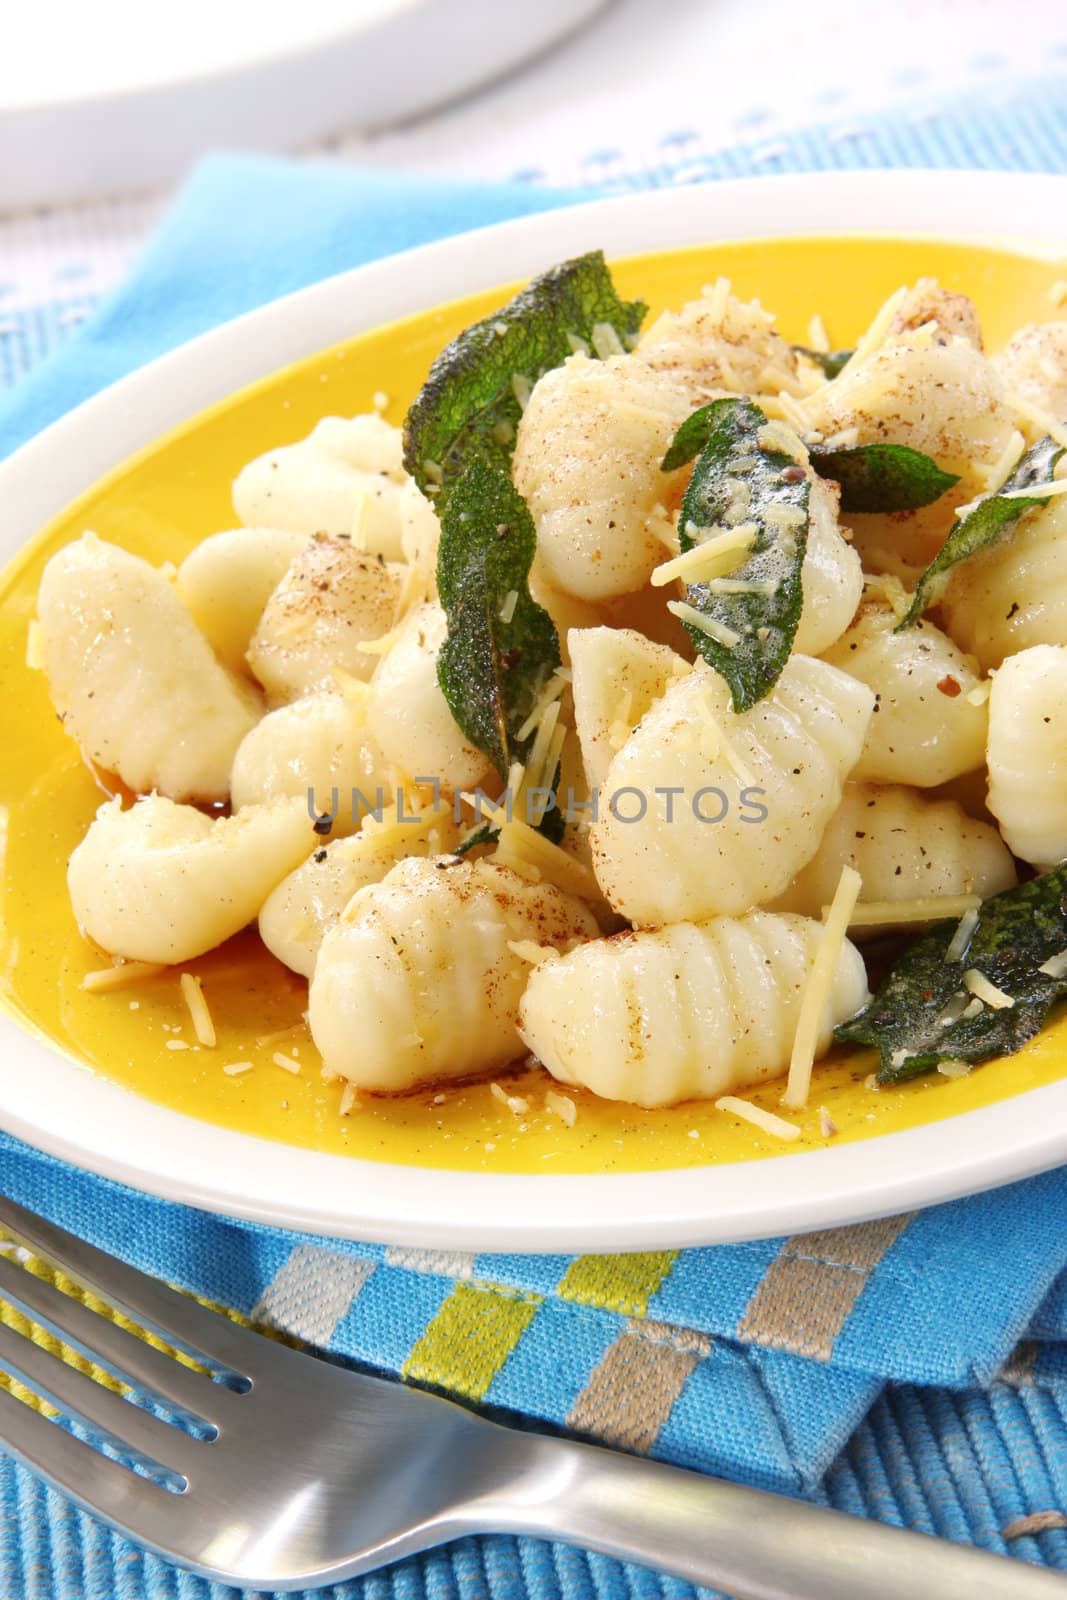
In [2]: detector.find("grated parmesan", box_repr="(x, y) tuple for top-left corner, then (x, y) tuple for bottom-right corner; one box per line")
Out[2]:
(667, 601), (741, 648)
(179, 972), (216, 1048)
(25, 620), (43, 670)
(498, 589), (519, 624)
(965, 680), (991, 707)
(807, 313), (831, 354)
(272, 1051), (303, 1075)
(835, 893), (981, 930)
(222, 1061), (253, 1076)
(650, 524), (758, 588)
(1039, 949), (1067, 980)
(490, 1081), (530, 1115)
(511, 373), (533, 412)
(507, 939), (556, 966)
(1002, 390), (1067, 456)
(81, 961), (167, 992)
(783, 864), (862, 1110)
(944, 906), (981, 963)
(166, 1039), (189, 1052)
(339, 1082), (362, 1116)
(590, 321), (627, 359)
(937, 1058), (973, 1080)
(984, 429), (1027, 494)
(545, 1088), (577, 1126)
(996, 477), (1067, 505)
(715, 1095), (801, 1141)
(963, 969), (1014, 1010)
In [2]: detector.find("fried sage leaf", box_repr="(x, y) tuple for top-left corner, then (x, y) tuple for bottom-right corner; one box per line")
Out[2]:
(403, 250), (647, 506)
(836, 863), (1067, 1083)
(899, 434), (1065, 627)
(793, 345), (854, 380)
(809, 442), (959, 513)
(437, 459), (561, 790)
(668, 398), (810, 712)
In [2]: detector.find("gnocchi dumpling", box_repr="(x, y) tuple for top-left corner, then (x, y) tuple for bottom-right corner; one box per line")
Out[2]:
(259, 799), (459, 978)
(366, 602), (493, 794)
(637, 281), (800, 404)
(233, 414), (408, 558)
(993, 322), (1067, 423)
(821, 584), (987, 786)
(569, 625), (690, 793)
(308, 856), (598, 1092)
(230, 692), (391, 833)
(771, 783), (1016, 923)
(38, 533), (260, 803)
(987, 644), (1067, 866)
(513, 353), (689, 602)
(69, 795), (316, 963)
(590, 654), (874, 926)
(939, 494), (1067, 671)
(806, 325), (1014, 493)
(176, 526), (308, 674)
(246, 534), (403, 702)
(790, 478), (864, 657)
(519, 912), (868, 1108)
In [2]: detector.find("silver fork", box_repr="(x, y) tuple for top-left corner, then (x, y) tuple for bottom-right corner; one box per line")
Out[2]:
(0, 1193), (1061, 1600)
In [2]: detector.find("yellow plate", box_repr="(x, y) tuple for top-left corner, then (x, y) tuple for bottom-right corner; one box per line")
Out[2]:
(3, 226), (1067, 1189)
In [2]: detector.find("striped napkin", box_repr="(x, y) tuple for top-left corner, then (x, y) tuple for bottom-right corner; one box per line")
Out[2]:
(2, 71), (1067, 1600)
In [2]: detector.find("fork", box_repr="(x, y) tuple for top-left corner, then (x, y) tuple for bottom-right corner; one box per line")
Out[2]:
(0, 1194), (1061, 1600)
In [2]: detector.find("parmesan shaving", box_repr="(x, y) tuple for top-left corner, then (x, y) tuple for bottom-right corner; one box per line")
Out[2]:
(937, 1058), (973, 1079)
(715, 1095), (801, 1141)
(565, 331), (591, 357)
(25, 620), (43, 670)
(996, 477), (1067, 504)
(545, 1088), (577, 1126)
(507, 940), (556, 966)
(704, 576), (780, 597)
(179, 971), (216, 1048)
(1038, 949), (1067, 979)
(984, 429), (1027, 494)
(498, 589), (519, 625)
(1003, 390), (1067, 455)
(355, 627), (402, 657)
(806, 314), (831, 355)
(783, 864), (862, 1110)
(837, 285), (909, 374)
(965, 680), (991, 707)
(963, 969), (1014, 1010)
(511, 373), (533, 412)
(515, 668), (571, 743)
(339, 1082), (362, 1116)
(667, 601), (741, 648)
(466, 795), (599, 901)
(166, 1039), (190, 1051)
(591, 321), (626, 360)
(1049, 280), (1067, 309)
(81, 961), (167, 992)
(490, 1080), (530, 1115)
(944, 906), (981, 963)
(650, 524), (757, 588)
(834, 893), (981, 929)
(756, 421), (809, 465)
(272, 1051), (302, 1075)
(222, 1061), (253, 1076)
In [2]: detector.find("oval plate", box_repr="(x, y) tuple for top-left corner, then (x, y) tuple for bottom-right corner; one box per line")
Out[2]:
(3, 169), (1067, 1252)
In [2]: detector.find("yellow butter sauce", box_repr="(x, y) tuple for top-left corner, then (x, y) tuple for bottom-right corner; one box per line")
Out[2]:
(3, 233), (1067, 1175)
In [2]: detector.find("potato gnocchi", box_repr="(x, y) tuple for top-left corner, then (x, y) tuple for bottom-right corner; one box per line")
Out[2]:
(37, 258), (1067, 1132)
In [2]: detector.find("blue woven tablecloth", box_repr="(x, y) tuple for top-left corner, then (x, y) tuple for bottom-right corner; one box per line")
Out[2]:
(3, 71), (1067, 1600)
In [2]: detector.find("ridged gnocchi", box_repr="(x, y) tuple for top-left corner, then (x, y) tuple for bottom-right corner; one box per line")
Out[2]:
(513, 353), (689, 602)
(233, 414), (408, 558)
(247, 534), (404, 702)
(821, 584), (987, 786)
(308, 857), (598, 1092)
(569, 625), (690, 793)
(366, 603), (493, 793)
(259, 800), (459, 977)
(230, 692), (390, 831)
(69, 795), (316, 963)
(771, 783), (1016, 922)
(38, 533), (260, 803)
(791, 478), (864, 657)
(590, 654), (874, 925)
(987, 644), (1067, 866)
(519, 912), (868, 1107)
(176, 526), (308, 674)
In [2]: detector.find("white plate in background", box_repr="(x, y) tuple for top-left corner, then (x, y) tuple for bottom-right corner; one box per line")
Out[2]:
(0, 0), (609, 210)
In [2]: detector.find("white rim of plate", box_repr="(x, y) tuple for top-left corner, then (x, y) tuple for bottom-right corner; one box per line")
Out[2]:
(2, 168), (1066, 1251)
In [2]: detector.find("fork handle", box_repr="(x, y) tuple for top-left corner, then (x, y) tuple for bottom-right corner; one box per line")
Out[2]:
(488, 1437), (1067, 1599)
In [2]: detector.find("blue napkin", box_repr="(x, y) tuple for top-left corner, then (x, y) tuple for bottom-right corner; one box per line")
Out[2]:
(4, 71), (1067, 1600)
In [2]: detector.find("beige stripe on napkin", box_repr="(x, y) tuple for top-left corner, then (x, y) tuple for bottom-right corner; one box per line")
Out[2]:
(567, 1318), (711, 1452)
(737, 1215), (913, 1360)
(252, 1244), (376, 1345)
